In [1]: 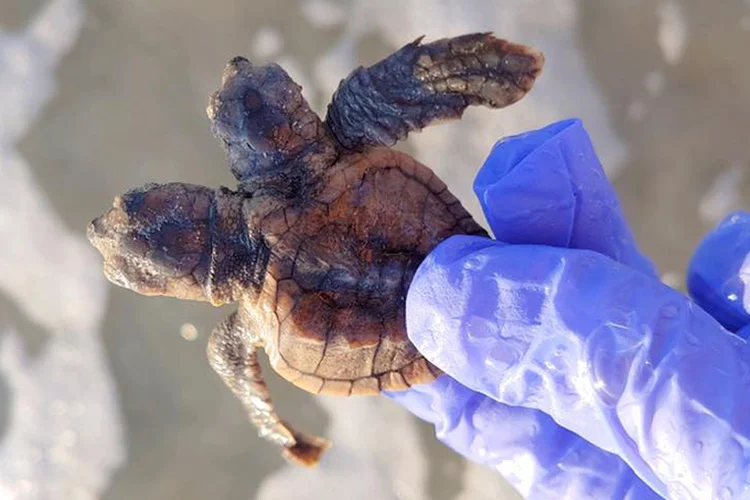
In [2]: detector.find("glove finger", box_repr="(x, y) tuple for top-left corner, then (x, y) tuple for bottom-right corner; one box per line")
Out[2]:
(474, 119), (655, 277)
(408, 234), (750, 500)
(736, 324), (750, 341)
(386, 376), (663, 500)
(687, 212), (750, 332)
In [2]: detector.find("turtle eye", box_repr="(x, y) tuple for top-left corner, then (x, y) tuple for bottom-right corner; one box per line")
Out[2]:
(121, 233), (150, 257)
(244, 89), (263, 111)
(146, 222), (207, 278)
(149, 249), (201, 278)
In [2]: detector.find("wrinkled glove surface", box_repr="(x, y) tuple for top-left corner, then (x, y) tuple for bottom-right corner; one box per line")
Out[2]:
(387, 119), (750, 500)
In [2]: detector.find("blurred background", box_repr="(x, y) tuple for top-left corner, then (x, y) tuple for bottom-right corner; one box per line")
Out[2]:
(0, 0), (748, 499)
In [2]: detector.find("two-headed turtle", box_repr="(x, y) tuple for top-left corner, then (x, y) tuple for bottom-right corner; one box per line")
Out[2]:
(88, 33), (544, 465)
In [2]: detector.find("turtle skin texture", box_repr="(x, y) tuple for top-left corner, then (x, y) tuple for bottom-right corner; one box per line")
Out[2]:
(88, 33), (544, 466)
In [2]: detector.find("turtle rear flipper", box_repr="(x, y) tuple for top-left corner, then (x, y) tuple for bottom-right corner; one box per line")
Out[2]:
(326, 33), (544, 151)
(207, 312), (330, 466)
(281, 426), (332, 467)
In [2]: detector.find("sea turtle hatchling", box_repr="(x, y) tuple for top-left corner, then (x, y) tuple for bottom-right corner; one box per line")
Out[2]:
(87, 33), (544, 466)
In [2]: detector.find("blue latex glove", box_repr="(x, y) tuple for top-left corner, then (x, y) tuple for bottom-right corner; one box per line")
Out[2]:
(387, 119), (750, 500)
(688, 212), (750, 338)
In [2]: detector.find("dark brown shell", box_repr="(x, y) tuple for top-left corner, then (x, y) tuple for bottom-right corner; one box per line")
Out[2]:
(242, 147), (485, 396)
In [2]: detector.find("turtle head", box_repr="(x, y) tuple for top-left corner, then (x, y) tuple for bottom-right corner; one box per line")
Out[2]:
(207, 58), (292, 172)
(87, 183), (265, 305)
(206, 57), (335, 185)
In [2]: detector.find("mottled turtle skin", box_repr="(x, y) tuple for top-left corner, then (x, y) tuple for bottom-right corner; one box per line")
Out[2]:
(88, 33), (543, 466)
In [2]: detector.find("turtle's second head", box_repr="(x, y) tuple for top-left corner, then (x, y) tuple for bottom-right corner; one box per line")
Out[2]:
(206, 57), (336, 188)
(87, 183), (262, 305)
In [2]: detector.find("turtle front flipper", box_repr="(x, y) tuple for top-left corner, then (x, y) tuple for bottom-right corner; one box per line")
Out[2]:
(207, 58), (338, 196)
(325, 33), (544, 151)
(207, 312), (330, 466)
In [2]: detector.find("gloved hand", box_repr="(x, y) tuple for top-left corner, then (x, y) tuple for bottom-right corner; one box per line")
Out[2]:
(688, 211), (750, 339)
(386, 119), (750, 500)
